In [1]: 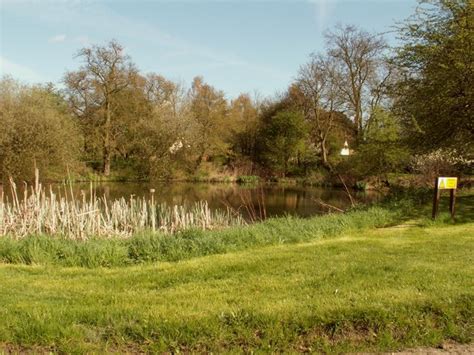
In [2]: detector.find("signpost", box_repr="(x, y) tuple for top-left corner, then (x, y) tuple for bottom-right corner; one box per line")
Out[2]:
(432, 177), (458, 219)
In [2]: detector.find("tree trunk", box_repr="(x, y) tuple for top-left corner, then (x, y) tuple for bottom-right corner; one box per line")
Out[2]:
(103, 99), (112, 176)
(318, 129), (330, 169)
(193, 148), (206, 173)
(321, 139), (328, 167)
(355, 100), (364, 141)
(103, 146), (111, 176)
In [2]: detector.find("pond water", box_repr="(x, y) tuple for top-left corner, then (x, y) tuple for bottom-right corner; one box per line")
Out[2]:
(1, 182), (382, 219)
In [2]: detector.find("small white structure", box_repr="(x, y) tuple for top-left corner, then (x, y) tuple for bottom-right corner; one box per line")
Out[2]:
(169, 140), (184, 154)
(340, 140), (350, 156)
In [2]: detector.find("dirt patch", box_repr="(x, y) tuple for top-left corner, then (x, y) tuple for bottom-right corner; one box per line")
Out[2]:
(397, 342), (474, 354)
(0, 343), (55, 354)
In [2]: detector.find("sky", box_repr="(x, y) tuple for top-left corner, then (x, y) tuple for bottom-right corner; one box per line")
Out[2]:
(0, 0), (418, 99)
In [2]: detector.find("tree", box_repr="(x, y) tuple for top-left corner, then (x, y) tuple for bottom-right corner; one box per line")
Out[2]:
(297, 54), (342, 168)
(64, 40), (136, 176)
(260, 110), (308, 176)
(134, 74), (189, 179)
(228, 94), (260, 160)
(325, 25), (387, 139)
(0, 78), (81, 181)
(394, 0), (474, 153)
(188, 77), (228, 171)
(352, 107), (410, 179)
(102, 72), (190, 179)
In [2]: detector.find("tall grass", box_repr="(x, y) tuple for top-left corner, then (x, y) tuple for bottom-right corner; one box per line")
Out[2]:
(0, 170), (243, 239)
(0, 205), (398, 267)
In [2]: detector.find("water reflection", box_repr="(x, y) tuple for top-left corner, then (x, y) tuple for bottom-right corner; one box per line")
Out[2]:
(1, 182), (381, 219)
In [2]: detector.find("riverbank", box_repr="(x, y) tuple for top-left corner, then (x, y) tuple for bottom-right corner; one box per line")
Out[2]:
(1, 192), (473, 267)
(0, 205), (397, 267)
(18, 169), (474, 190)
(1, 193), (473, 352)
(1, 220), (473, 353)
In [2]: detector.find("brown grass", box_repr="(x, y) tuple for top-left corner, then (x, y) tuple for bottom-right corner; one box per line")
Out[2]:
(0, 170), (244, 239)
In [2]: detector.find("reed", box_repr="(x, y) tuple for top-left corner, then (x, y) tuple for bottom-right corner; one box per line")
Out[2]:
(0, 170), (244, 239)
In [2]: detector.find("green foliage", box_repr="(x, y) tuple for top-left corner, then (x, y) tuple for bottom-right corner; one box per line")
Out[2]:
(236, 175), (260, 184)
(260, 110), (308, 176)
(188, 77), (229, 171)
(340, 108), (410, 179)
(394, 0), (474, 152)
(365, 107), (402, 142)
(0, 78), (81, 181)
(355, 181), (368, 191)
(3, 3), (472, 183)
(118, 75), (186, 180)
(348, 142), (411, 179)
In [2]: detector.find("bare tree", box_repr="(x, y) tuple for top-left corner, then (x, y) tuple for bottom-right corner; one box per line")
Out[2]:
(365, 61), (395, 135)
(64, 40), (136, 176)
(325, 25), (387, 139)
(297, 54), (341, 167)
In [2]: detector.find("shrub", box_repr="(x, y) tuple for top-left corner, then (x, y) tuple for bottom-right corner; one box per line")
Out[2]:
(0, 78), (81, 181)
(236, 175), (260, 184)
(410, 148), (473, 183)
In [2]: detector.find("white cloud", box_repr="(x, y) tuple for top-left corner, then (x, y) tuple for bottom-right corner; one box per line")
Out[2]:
(48, 34), (67, 43)
(0, 56), (44, 82)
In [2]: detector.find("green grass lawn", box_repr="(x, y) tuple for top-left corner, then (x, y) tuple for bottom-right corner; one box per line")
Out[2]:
(1, 222), (473, 352)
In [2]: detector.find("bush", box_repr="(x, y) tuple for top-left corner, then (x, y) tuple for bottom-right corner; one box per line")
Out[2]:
(410, 149), (473, 184)
(259, 110), (308, 176)
(347, 142), (410, 180)
(236, 175), (260, 184)
(0, 78), (81, 181)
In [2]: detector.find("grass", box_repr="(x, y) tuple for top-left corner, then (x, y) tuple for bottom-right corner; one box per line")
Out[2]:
(0, 222), (472, 353)
(0, 205), (398, 267)
(1, 191), (472, 268)
(0, 191), (472, 352)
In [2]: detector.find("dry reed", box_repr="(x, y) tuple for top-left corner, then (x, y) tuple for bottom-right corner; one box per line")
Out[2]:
(0, 170), (244, 239)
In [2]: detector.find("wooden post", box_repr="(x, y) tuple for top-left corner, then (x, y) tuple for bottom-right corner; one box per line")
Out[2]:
(432, 177), (440, 219)
(449, 188), (456, 219)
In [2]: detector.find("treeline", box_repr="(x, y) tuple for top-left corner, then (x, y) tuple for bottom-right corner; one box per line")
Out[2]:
(0, 0), (472, 183)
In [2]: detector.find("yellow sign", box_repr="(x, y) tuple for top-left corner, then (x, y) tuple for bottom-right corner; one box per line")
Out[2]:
(438, 177), (458, 190)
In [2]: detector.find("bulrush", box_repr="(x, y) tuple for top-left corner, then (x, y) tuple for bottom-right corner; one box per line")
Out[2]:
(0, 170), (244, 239)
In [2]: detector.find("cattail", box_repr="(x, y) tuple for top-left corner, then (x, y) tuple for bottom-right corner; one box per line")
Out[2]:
(0, 174), (245, 239)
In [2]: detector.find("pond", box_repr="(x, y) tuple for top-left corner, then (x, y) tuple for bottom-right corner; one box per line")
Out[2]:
(1, 182), (382, 219)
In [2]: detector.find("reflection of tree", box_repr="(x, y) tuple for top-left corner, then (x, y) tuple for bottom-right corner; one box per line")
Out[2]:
(7, 182), (381, 218)
(222, 187), (267, 223)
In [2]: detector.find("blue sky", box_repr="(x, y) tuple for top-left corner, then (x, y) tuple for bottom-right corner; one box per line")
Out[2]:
(1, 0), (418, 98)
